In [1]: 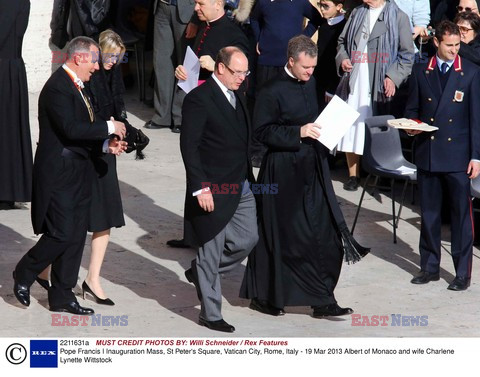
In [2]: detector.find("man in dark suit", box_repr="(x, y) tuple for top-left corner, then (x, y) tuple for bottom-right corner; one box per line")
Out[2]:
(144, 0), (196, 132)
(13, 37), (127, 314)
(167, 0), (249, 248)
(405, 20), (480, 291)
(181, 47), (258, 332)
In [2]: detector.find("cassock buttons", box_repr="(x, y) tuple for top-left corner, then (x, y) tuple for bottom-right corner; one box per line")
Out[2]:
(431, 136), (435, 140)
(461, 72), (464, 76)
(428, 98), (432, 102)
(430, 118), (434, 122)
(448, 138), (452, 142)
(449, 119), (453, 123)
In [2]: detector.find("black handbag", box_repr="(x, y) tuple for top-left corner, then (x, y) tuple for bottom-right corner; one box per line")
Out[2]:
(125, 128), (150, 160)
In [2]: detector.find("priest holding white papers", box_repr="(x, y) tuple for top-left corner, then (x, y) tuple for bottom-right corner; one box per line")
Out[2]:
(240, 35), (369, 319)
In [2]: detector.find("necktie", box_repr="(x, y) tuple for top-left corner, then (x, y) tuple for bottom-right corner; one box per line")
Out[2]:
(227, 90), (236, 109)
(441, 62), (448, 75)
(80, 89), (95, 122)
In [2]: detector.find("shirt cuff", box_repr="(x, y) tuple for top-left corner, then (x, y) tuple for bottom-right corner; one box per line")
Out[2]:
(471, 159), (480, 163)
(102, 139), (110, 153)
(193, 187), (210, 196)
(107, 120), (115, 135)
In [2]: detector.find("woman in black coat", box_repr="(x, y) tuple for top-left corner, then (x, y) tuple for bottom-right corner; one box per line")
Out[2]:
(455, 11), (480, 66)
(82, 29), (148, 305)
(314, 0), (347, 110)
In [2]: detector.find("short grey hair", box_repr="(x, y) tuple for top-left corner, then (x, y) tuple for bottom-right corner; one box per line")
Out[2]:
(66, 36), (99, 61)
(287, 35), (318, 61)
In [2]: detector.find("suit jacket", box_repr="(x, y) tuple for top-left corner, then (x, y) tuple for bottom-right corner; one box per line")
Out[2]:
(180, 77), (254, 246)
(153, 0), (194, 24)
(404, 55), (480, 172)
(32, 67), (109, 234)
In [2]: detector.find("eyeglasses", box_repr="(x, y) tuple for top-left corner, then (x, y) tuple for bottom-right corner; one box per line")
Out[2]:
(224, 64), (250, 78)
(456, 5), (478, 12)
(459, 25), (474, 33)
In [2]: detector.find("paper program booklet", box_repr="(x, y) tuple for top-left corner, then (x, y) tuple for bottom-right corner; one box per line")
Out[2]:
(387, 118), (438, 132)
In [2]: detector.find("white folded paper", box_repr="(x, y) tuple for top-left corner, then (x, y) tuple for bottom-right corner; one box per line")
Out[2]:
(314, 95), (360, 150)
(177, 46), (200, 94)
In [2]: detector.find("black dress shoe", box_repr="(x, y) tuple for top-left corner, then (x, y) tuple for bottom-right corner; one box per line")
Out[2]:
(13, 271), (30, 307)
(50, 301), (94, 315)
(171, 126), (181, 133)
(410, 271), (440, 284)
(36, 277), (50, 291)
(166, 238), (191, 248)
(199, 318), (235, 333)
(82, 281), (115, 305)
(447, 277), (471, 291)
(312, 303), (354, 317)
(144, 120), (169, 129)
(343, 176), (359, 191)
(249, 298), (285, 316)
(185, 263), (202, 300)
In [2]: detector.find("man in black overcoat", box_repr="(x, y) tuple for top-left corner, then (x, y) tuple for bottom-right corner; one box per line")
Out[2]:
(13, 37), (126, 314)
(167, 0), (250, 248)
(181, 47), (258, 332)
(405, 21), (480, 290)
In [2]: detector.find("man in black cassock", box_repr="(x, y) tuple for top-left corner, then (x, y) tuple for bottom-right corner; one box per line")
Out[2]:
(240, 35), (367, 318)
(0, 0), (33, 207)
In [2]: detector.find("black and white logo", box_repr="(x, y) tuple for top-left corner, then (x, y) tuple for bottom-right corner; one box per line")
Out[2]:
(5, 343), (27, 365)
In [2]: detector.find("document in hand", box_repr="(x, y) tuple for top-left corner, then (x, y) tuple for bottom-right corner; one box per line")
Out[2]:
(177, 46), (200, 94)
(314, 95), (360, 151)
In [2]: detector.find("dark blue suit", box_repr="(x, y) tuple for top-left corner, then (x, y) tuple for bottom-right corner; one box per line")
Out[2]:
(405, 55), (480, 279)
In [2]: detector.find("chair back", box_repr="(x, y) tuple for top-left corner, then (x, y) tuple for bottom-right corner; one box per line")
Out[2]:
(363, 115), (416, 179)
(471, 175), (480, 198)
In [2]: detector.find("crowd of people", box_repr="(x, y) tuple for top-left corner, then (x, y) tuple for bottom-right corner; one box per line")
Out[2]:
(3, 0), (480, 333)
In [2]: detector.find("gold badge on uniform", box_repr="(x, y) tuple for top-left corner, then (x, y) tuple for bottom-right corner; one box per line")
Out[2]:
(454, 90), (464, 102)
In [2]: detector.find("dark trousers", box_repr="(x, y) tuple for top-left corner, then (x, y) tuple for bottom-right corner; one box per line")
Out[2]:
(418, 170), (474, 279)
(15, 157), (92, 307)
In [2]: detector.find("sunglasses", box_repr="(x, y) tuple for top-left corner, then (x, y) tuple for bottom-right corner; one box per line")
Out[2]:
(456, 5), (478, 12)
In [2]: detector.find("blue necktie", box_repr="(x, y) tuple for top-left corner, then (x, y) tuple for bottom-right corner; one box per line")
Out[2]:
(441, 62), (448, 75)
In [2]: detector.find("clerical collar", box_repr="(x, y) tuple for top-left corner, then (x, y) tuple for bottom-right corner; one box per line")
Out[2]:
(206, 13), (225, 26)
(62, 64), (85, 89)
(284, 64), (301, 82)
(327, 14), (345, 26)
